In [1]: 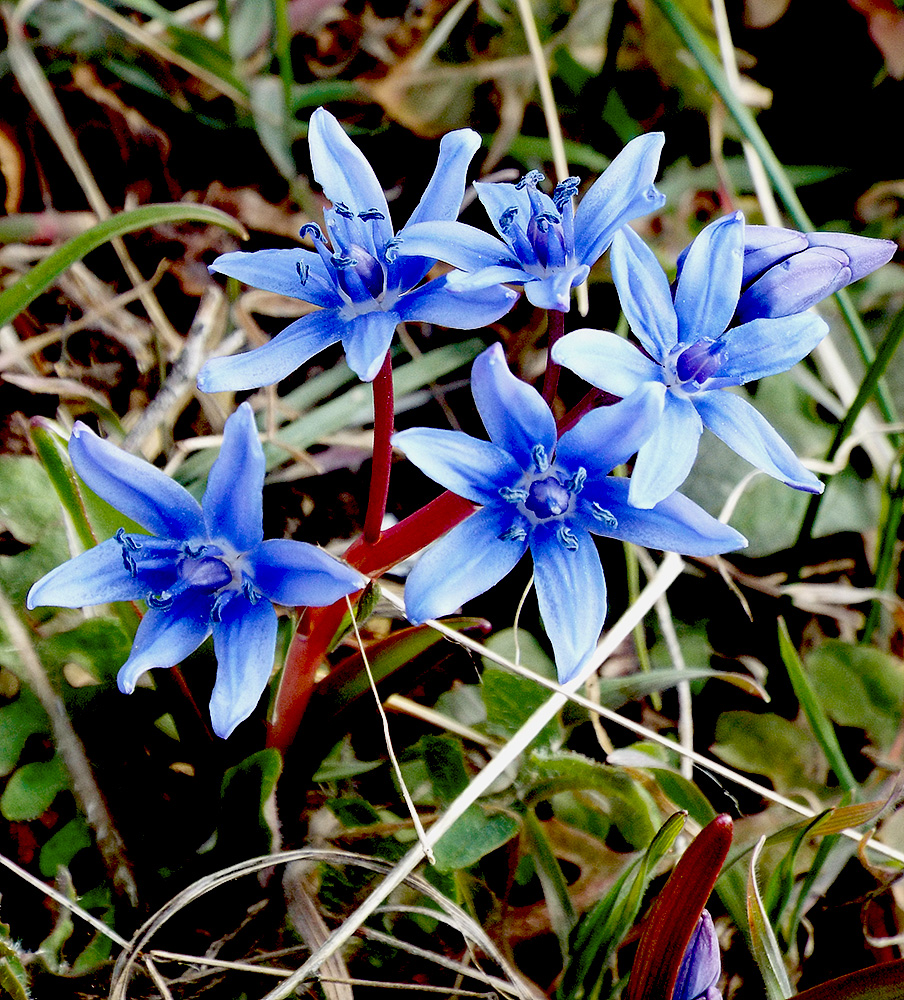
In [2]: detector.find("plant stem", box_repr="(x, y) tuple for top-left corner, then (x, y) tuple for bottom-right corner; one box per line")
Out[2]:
(541, 309), (566, 405)
(363, 351), (395, 544)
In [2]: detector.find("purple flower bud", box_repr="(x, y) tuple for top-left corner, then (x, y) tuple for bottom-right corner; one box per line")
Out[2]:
(673, 910), (722, 1000)
(736, 226), (896, 322)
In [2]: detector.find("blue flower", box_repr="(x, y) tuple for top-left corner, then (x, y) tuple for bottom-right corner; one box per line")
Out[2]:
(392, 344), (745, 682)
(27, 404), (364, 738)
(393, 133), (666, 311)
(731, 225), (897, 323)
(553, 212), (830, 510)
(673, 910), (722, 1000)
(198, 108), (517, 388)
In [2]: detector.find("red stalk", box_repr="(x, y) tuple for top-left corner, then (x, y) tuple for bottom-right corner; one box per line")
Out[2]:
(541, 308), (566, 404)
(363, 351), (395, 544)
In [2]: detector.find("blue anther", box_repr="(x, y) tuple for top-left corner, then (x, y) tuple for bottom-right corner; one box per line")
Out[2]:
(499, 207), (519, 230)
(557, 525), (579, 551)
(358, 208), (385, 221)
(590, 503), (618, 529)
(242, 579), (262, 605)
(300, 223), (325, 243)
(499, 486), (529, 503)
(295, 261), (310, 284)
(147, 591), (174, 610)
(499, 524), (528, 542)
(517, 170), (545, 190)
(121, 551), (137, 577)
(384, 236), (402, 262)
(531, 444), (550, 472)
(116, 527), (140, 551)
(183, 543), (208, 559)
(552, 177), (579, 211)
(331, 254), (357, 269)
(334, 202), (354, 219)
(566, 467), (587, 494)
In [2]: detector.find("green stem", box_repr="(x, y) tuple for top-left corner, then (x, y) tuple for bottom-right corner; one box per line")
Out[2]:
(272, 0), (294, 112)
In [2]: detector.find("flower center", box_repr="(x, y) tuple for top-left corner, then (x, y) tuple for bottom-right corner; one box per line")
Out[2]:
(178, 550), (234, 590)
(666, 338), (726, 393)
(524, 476), (571, 519)
(500, 173), (579, 275)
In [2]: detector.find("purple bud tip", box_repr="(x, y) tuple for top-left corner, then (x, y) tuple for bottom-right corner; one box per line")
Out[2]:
(673, 910), (722, 1000)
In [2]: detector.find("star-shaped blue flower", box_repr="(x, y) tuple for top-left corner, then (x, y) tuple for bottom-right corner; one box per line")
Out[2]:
(553, 212), (830, 510)
(198, 108), (517, 389)
(393, 133), (666, 311)
(27, 404), (364, 738)
(673, 910), (721, 1000)
(392, 344), (745, 682)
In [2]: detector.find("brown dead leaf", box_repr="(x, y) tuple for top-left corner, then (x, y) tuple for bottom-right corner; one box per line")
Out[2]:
(847, 0), (904, 78)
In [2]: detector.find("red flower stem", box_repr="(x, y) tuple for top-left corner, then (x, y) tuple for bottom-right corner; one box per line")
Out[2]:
(363, 350), (395, 544)
(267, 490), (477, 751)
(541, 308), (566, 405)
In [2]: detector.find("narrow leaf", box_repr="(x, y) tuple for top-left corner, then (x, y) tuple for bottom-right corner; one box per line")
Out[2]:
(747, 837), (794, 1000)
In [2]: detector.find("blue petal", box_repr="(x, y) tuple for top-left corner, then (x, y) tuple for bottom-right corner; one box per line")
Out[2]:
(553, 328), (662, 397)
(673, 212), (744, 343)
(308, 108), (393, 248)
(473, 180), (533, 241)
(694, 390), (824, 493)
(203, 403), (264, 551)
(392, 426), (523, 505)
(210, 594), (278, 738)
(117, 591), (214, 693)
(573, 132), (666, 267)
(674, 911), (721, 1000)
(208, 248), (339, 309)
(69, 423), (204, 540)
(716, 313), (829, 382)
(246, 539), (364, 606)
(738, 225), (808, 285)
(736, 247), (849, 321)
(530, 522), (606, 683)
(396, 220), (517, 272)
(807, 231), (897, 282)
(609, 226), (678, 359)
(26, 536), (149, 609)
(524, 267), (589, 311)
(628, 393), (703, 509)
(403, 506), (528, 623)
(397, 128), (482, 289)
(556, 381), (666, 478)
(395, 274), (517, 328)
(197, 308), (341, 392)
(340, 309), (398, 382)
(471, 342), (557, 468)
(445, 265), (532, 291)
(579, 478), (746, 554)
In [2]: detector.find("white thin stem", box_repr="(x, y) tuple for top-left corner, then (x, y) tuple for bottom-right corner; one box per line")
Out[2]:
(344, 595), (436, 865)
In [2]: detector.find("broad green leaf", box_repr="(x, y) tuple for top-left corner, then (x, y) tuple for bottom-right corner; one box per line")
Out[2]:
(431, 805), (519, 873)
(250, 76), (296, 182)
(0, 690), (49, 777)
(422, 734), (469, 804)
(0, 203), (247, 327)
(313, 739), (383, 782)
(1, 756), (69, 822)
(217, 748), (283, 856)
(40, 816), (93, 878)
(747, 838), (794, 999)
(778, 620), (858, 793)
(805, 640), (904, 751)
(38, 617), (134, 688)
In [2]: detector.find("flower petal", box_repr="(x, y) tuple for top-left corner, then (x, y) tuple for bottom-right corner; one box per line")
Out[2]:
(210, 594), (278, 738)
(471, 342), (556, 468)
(674, 911), (721, 1000)
(553, 328), (661, 397)
(673, 212), (744, 343)
(609, 225), (678, 358)
(403, 506), (528, 623)
(340, 309), (398, 382)
(573, 132), (666, 267)
(395, 274), (517, 328)
(246, 539), (364, 606)
(628, 393), (703, 509)
(445, 265), (532, 291)
(26, 537), (149, 609)
(556, 381), (666, 477)
(308, 108), (393, 247)
(715, 313), (829, 382)
(531, 523), (606, 683)
(396, 220), (517, 272)
(473, 180), (533, 240)
(117, 591), (214, 693)
(738, 225), (809, 285)
(208, 248), (339, 308)
(694, 390), (824, 493)
(197, 308), (341, 392)
(524, 266), (589, 311)
(203, 403), (264, 551)
(580, 478), (746, 554)
(392, 426), (522, 505)
(69, 423), (204, 540)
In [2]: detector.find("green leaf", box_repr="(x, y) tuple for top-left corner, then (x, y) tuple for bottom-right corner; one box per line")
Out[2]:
(39, 816), (93, 878)
(0, 921), (29, 1000)
(0, 690), (49, 777)
(522, 809), (577, 957)
(805, 640), (904, 751)
(218, 748), (283, 855)
(778, 620), (858, 794)
(793, 958), (904, 1000)
(431, 805), (519, 874)
(37, 617), (134, 688)
(747, 838), (794, 999)
(1, 756), (69, 822)
(0, 203), (247, 327)
(421, 734), (469, 804)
